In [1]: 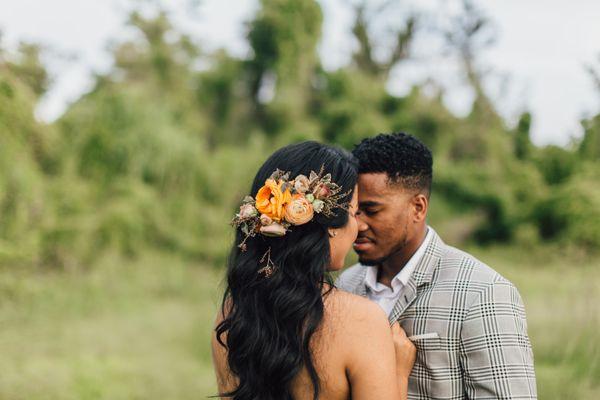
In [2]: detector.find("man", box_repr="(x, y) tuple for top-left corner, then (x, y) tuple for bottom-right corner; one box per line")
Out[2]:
(336, 133), (537, 399)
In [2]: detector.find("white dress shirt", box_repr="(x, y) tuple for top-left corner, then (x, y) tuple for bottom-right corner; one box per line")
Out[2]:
(364, 228), (432, 315)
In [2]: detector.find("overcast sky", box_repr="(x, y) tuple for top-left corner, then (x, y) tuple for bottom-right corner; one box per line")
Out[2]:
(1, 0), (599, 146)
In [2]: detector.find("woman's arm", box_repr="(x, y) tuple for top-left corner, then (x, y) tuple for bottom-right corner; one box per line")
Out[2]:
(345, 302), (413, 400)
(211, 308), (238, 396)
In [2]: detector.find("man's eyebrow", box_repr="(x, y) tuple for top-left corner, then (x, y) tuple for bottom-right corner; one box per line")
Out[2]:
(358, 201), (382, 208)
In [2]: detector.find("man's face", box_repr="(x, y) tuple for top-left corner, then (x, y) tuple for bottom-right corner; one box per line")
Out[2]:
(353, 173), (419, 266)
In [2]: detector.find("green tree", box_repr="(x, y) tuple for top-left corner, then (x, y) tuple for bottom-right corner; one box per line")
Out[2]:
(579, 115), (600, 161)
(514, 112), (533, 160)
(350, 1), (416, 80)
(247, 0), (323, 137)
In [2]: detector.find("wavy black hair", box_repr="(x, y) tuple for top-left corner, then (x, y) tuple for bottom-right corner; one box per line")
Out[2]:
(353, 132), (433, 196)
(215, 141), (358, 400)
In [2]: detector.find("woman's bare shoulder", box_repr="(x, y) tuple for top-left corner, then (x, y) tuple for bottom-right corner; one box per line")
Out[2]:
(326, 288), (385, 313)
(324, 289), (389, 333)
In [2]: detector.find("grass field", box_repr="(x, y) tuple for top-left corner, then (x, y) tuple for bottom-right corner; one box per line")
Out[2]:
(1, 248), (598, 399)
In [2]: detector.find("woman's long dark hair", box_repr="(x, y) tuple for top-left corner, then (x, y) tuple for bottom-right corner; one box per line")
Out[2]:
(215, 141), (358, 400)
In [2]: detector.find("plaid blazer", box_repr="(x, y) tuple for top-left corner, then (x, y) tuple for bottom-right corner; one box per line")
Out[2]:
(336, 228), (537, 399)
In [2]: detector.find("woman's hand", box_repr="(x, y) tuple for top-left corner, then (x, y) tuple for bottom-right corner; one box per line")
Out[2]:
(391, 322), (416, 380)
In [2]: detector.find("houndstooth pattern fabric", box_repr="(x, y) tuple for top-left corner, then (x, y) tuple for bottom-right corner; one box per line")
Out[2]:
(336, 228), (537, 399)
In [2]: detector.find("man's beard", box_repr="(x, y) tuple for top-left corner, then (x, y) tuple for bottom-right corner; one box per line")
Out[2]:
(357, 254), (388, 266)
(357, 236), (409, 266)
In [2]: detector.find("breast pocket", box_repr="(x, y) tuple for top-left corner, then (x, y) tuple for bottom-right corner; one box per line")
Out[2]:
(409, 332), (441, 350)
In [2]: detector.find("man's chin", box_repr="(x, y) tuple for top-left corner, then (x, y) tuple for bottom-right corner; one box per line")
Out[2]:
(357, 254), (386, 266)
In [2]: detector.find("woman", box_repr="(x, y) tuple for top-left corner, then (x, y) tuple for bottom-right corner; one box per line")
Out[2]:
(212, 141), (416, 399)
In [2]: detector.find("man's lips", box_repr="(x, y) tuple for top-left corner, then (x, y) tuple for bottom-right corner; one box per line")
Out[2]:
(353, 237), (374, 251)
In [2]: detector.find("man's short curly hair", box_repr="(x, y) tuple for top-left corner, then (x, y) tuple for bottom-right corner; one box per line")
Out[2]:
(352, 132), (433, 196)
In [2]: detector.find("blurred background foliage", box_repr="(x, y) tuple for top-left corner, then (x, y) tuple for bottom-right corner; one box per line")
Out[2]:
(1, 0), (598, 270)
(0, 0), (599, 398)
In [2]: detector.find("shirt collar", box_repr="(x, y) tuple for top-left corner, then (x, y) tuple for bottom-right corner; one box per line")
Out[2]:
(363, 227), (432, 293)
(364, 265), (386, 293)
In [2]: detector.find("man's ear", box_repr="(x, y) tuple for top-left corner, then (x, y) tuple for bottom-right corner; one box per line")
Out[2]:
(412, 193), (428, 222)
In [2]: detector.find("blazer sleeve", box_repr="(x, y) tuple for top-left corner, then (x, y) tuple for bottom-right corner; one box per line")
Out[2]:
(334, 269), (353, 292)
(334, 264), (362, 293)
(459, 278), (538, 399)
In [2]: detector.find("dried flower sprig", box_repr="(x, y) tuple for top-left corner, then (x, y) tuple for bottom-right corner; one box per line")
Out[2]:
(257, 248), (276, 277)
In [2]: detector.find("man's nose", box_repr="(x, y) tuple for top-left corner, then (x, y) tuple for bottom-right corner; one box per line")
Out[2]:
(356, 213), (369, 232)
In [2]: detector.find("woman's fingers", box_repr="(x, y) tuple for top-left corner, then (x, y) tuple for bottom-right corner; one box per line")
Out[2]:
(391, 322), (415, 351)
(391, 321), (417, 379)
(391, 321), (407, 338)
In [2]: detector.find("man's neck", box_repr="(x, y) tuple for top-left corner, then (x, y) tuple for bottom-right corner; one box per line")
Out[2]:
(378, 227), (428, 287)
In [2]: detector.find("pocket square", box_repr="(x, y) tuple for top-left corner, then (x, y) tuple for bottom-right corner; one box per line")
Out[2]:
(408, 332), (439, 341)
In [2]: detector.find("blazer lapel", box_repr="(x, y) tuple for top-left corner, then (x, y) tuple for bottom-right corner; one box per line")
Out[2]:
(388, 228), (444, 324)
(388, 280), (418, 324)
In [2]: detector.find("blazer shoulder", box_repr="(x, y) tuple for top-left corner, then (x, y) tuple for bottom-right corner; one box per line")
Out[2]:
(439, 244), (515, 289)
(435, 245), (527, 316)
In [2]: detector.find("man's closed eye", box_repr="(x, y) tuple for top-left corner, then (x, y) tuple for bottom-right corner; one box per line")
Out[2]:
(359, 209), (378, 217)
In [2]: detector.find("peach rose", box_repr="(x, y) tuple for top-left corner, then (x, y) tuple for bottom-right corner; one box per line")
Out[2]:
(260, 214), (273, 226)
(293, 175), (310, 194)
(239, 203), (258, 219)
(284, 194), (314, 225)
(260, 222), (287, 237)
(255, 179), (292, 221)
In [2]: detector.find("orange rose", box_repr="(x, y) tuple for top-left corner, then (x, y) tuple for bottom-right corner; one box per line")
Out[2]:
(255, 179), (292, 222)
(284, 194), (314, 225)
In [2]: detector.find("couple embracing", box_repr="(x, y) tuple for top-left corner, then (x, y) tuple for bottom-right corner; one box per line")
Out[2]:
(212, 133), (537, 399)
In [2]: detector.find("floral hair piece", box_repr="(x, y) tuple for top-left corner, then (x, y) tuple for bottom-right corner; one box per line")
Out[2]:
(231, 166), (352, 252)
